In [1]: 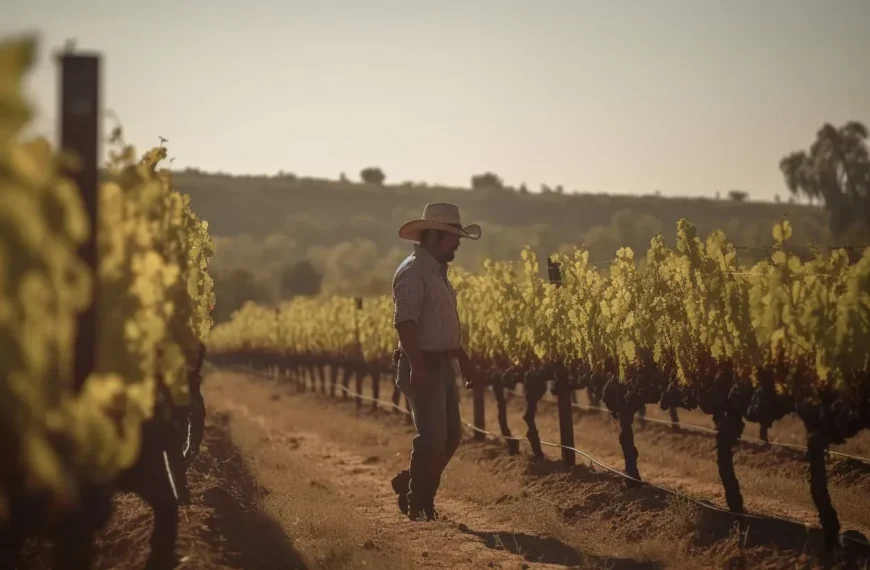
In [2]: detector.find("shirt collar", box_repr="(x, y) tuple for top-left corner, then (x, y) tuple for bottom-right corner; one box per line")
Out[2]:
(414, 245), (448, 277)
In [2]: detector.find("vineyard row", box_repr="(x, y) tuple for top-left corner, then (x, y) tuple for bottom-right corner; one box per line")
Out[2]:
(208, 221), (870, 553)
(2, 38), (216, 570)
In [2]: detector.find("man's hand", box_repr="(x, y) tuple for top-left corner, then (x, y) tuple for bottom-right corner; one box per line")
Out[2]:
(461, 364), (475, 390)
(456, 347), (477, 389)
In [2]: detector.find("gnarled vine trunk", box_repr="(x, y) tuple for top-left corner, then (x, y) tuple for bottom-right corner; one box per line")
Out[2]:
(807, 431), (840, 550)
(714, 411), (745, 514)
(492, 374), (519, 455)
(618, 403), (641, 486)
(523, 376), (547, 459)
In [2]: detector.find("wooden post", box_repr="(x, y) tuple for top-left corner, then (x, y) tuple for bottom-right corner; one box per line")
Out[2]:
(548, 257), (575, 468)
(371, 370), (381, 412)
(354, 367), (363, 410)
(546, 256), (562, 286)
(354, 297), (363, 409)
(61, 51), (100, 392)
(274, 308), (281, 378)
(472, 379), (485, 441)
(556, 380), (576, 467)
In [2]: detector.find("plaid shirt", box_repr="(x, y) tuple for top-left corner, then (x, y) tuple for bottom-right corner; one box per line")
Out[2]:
(392, 245), (462, 351)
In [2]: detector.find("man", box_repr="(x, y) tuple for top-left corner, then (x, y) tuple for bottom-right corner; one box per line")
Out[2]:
(389, 202), (481, 522)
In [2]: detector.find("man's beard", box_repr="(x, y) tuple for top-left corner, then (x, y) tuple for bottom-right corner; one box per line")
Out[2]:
(439, 248), (457, 263)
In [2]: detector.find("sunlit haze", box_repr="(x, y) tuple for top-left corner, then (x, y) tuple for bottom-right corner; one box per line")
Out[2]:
(3, 0), (868, 200)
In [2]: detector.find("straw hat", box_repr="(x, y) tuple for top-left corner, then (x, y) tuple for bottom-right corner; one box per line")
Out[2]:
(398, 202), (482, 242)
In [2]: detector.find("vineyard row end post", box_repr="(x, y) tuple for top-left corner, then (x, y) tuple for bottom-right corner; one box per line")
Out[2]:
(354, 297), (363, 410)
(472, 374), (485, 441)
(61, 50), (101, 392)
(548, 257), (576, 468)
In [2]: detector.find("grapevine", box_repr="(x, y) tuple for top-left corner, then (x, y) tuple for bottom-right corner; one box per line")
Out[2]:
(0, 36), (215, 568)
(210, 219), (870, 551)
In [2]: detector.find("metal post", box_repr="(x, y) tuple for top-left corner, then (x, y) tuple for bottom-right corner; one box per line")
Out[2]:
(548, 258), (575, 467)
(546, 256), (562, 287)
(274, 307), (281, 378)
(61, 51), (100, 392)
(472, 380), (486, 441)
(354, 297), (362, 409)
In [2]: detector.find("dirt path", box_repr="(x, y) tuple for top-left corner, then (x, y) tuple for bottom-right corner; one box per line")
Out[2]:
(201, 369), (870, 570)
(337, 370), (870, 536)
(16, 400), (311, 570)
(16, 368), (869, 570)
(205, 371), (638, 569)
(477, 391), (870, 538)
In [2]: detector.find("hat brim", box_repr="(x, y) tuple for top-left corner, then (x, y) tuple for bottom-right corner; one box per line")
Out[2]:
(398, 220), (482, 242)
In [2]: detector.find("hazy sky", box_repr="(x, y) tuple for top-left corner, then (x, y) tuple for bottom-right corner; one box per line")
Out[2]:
(2, 0), (868, 200)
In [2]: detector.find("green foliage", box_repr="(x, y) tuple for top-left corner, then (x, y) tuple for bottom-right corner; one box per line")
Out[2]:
(177, 174), (833, 299)
(212, 268), (272, 323)
(360, 167), (385, 185)
(211, 218), (870, 398)
(0, 35), (214, 521)
(275, 170), (297, 181)
(780, 121), (870, 237)
(728, 190), (749, 202)
(279, 259), (323, 299)
(470, 172), (504, 190)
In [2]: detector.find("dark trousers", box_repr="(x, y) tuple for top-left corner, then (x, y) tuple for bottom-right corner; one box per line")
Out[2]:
(395, 352), (462, 510)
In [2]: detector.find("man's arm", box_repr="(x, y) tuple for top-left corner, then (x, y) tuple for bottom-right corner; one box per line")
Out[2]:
(392, 266), (428, 378)
(396, 320), (426, 372)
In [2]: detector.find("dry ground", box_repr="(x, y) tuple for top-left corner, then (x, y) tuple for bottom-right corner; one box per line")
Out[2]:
(472, 388), (870, 539)
(14, 367), (870, 570)
(339, 367), (870, 539)
(14, 394), (315, 570)
(198, 369), (868, 569)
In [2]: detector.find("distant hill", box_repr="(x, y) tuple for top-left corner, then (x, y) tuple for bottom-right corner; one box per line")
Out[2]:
(173, 171), (832, 318)
(176, 172), (828, 253)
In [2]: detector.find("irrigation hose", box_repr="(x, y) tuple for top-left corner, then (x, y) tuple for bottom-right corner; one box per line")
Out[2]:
(220, 364), (870, 550)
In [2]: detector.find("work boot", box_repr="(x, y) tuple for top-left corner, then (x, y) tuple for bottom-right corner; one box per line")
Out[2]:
(424, 504), (440, 521)
(390, 470), (410, 515)
(407, 504), (430, 522)
(407, 494), (435, 522)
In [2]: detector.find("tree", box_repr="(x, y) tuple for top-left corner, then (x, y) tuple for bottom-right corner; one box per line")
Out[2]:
(360, 167), (386, 185)
(211, 268), (273, 323)
(470, 172), (503, 190)
(780, 121), (870, 236)
(728, 190), (749, 202)
(279, 259), (323, 299)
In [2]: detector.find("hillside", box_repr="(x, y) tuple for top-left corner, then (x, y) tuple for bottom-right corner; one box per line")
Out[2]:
(177, 172), (827, 244)
(173, 172), (832, 320)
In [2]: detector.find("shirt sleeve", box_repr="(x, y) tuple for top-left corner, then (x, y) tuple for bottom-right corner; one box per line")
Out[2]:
(392, 266), (425, 326)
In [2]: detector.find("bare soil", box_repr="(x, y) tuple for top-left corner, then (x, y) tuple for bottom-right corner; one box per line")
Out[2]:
(196, 369), (869, 569)
(488, 388), (870, 539)
(14, 367), (870, 570)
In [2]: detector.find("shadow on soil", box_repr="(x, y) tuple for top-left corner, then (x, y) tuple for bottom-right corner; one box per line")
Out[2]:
(693, 508), (870, 569)
(200, 412), (310, 570)
(213, 367), (870, 569)
(456, 523), (660, 569)
(468, 444), (870, 570)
